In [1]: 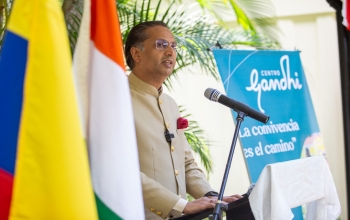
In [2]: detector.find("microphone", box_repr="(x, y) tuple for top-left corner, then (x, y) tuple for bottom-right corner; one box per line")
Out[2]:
(204, 88), (269, 124)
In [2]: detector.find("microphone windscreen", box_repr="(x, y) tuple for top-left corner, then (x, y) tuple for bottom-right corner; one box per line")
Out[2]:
(204, 88), (221, 102)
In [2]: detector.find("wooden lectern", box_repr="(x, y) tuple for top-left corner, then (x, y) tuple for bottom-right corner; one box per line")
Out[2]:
(170, 194), (255, 220)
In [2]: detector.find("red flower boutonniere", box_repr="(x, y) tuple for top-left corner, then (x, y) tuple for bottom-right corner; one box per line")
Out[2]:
(177, 117), (188, 129)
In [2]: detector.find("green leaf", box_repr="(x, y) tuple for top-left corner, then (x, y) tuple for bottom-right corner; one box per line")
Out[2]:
(180, 106), (213, 176)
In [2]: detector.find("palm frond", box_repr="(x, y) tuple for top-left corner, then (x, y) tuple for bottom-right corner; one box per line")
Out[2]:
(171, 0), (281, 47)
(0, 0), (13, 51)
(228, 0), (256, 32)
(65, 6), (83, 54)
(232, 0), (280, 46)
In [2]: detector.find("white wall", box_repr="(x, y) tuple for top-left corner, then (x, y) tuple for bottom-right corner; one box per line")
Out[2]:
(165, 0), (347, 219)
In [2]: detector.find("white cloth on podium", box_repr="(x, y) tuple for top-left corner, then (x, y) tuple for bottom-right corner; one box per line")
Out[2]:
(248, 156), (341, 220)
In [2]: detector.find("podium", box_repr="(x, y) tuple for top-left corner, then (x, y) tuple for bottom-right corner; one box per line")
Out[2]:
(170, 194), (255, 220)
(171, 157), (341, 220)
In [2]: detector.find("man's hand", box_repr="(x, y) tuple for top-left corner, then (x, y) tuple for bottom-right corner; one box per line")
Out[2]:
(222, 194), (243, 203)
(182, 194), (243, 215)
(208, 194), (243, 203)
(183, 197), (216, 215)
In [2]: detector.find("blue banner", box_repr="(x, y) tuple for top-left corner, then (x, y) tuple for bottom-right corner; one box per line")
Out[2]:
(212, 50), (326, 219)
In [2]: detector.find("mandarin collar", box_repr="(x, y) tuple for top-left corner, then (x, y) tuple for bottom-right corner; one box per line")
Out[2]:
(129, 73), (163, 97)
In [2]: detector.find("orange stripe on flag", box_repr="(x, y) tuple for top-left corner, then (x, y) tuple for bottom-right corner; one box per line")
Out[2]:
(91, 0), (125, 69)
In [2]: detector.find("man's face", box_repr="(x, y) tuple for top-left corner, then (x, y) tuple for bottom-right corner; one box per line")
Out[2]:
(138, 26), (177, 79)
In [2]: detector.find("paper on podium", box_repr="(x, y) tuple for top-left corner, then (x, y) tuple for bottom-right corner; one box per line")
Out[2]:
(248, 156), (341, 220)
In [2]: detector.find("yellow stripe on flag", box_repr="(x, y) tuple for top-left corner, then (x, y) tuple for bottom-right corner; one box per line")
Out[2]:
(6, 0), (31, 39)
(8, 0), (98, 219)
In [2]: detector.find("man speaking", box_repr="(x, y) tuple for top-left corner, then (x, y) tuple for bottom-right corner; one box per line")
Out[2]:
(125, 21), (242, 219)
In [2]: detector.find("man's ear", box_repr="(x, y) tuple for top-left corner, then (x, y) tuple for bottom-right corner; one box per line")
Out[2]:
(130, 47), (142, 64)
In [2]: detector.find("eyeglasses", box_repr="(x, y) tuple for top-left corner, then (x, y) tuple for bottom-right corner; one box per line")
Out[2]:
(140, 39), (180, 52)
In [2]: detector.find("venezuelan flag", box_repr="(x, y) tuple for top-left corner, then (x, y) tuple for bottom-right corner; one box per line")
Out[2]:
(0, 0), (98, 219)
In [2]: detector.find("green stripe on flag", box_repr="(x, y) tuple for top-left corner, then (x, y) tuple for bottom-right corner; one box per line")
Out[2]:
(95, 194), (123, 220)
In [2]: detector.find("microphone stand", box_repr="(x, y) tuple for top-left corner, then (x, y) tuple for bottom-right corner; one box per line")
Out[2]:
(209, 111), (246, 220)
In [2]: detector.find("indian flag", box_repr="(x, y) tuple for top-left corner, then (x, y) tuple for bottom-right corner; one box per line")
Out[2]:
(0, 0), (98, 219)
(73, 0), (145, 219)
